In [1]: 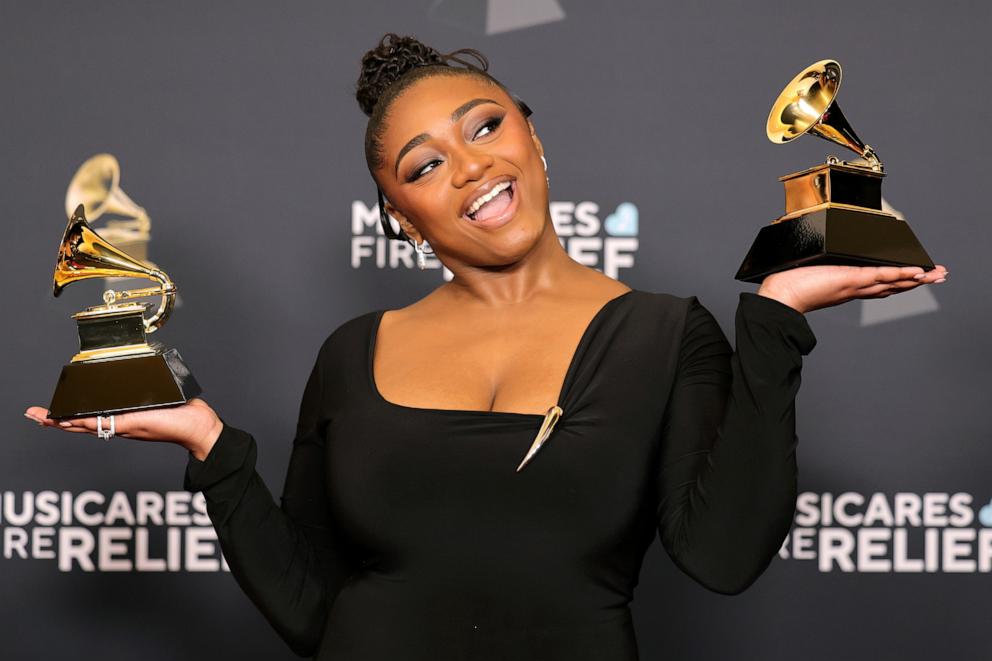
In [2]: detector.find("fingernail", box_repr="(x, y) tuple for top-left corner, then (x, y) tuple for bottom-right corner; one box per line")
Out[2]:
(24, 413), (41, 425)
(914, 273), (925, 279)
(934, 278), (946, 283)
(58, 421), (72, 427)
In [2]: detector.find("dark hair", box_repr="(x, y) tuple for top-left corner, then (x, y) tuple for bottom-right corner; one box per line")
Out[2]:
(355, 33), (531, 244)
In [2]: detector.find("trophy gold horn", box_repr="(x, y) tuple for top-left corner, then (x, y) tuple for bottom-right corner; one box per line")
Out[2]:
(766, 60), (882, 172)
(54, 204), (175, 337)
(65, 154), (150, 231)
(47, 205), (200, 419)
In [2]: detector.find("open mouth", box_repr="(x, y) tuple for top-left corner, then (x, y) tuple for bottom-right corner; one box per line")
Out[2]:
(462, 179), (518, 228)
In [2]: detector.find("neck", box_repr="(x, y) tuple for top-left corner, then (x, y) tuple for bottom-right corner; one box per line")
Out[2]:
(439, 215), (584, 307)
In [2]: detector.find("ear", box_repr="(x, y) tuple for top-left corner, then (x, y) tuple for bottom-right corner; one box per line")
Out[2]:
(527, 119), (544, 160)
(383, 199), (422, 244)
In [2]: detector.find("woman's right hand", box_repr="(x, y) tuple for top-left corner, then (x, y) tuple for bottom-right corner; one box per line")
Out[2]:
(23, 398), (224, 461)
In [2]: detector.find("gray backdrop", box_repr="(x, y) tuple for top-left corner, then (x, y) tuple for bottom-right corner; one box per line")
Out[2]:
(2, 1), (988, 659)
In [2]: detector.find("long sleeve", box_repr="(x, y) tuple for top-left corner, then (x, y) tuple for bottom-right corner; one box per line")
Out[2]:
(183, 349), (357, 657)
(655, 291), (817, 595)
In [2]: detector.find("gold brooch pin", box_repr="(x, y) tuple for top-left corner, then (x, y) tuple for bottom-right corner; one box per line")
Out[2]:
(515, 405), (563, 472)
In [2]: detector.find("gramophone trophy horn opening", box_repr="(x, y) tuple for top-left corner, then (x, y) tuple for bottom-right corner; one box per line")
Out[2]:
(766, 59), (880, 172)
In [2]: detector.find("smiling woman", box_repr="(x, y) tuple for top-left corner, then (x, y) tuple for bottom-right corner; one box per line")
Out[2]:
(175, 34), (823, 660)
(25, 30), (947, 661)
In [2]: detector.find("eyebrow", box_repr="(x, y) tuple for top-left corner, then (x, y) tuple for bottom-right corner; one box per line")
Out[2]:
(394, 98), (504, 177)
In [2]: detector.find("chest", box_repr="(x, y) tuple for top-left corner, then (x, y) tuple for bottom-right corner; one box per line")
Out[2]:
(371, 303), (613, 415)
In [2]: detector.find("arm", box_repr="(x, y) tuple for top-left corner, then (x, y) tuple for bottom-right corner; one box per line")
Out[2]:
(655, 291), (817, 594)
(184, 349), (357, 657)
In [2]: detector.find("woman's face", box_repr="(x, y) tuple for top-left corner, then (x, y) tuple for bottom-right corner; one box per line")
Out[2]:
(375, 73), (548, 268)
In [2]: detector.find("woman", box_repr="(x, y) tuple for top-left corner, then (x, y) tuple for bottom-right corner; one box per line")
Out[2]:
(26, 34), (947, 660)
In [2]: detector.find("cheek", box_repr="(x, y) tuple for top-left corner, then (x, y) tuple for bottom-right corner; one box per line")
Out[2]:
(411, 183), (449, 209)
(493, 135), (542, 191)
(503, 124), (539, 162)
(400, 183), (458, 231)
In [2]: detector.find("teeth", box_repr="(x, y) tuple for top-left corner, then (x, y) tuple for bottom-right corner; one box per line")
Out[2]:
(467, 181), (512, 217)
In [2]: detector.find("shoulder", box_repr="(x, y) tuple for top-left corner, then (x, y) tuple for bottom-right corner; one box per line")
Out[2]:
(630, 289), (728, 346)
(629, 288), (712, 323)
(631, 289), (694, 309)
(310, 308), (380, 369)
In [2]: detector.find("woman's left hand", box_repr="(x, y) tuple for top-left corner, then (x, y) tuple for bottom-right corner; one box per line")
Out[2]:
(756, 263), (949, 314)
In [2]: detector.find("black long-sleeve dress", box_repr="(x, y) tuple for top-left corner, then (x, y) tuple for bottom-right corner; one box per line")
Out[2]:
(183, 289), (817, 660)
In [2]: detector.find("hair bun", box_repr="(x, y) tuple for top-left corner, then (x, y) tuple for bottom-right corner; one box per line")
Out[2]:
(356, 33), (445, 117)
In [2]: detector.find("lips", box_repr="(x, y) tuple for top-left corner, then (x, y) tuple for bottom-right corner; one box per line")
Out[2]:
(460, 174), (516, 219)
(460, 180), (519, 230)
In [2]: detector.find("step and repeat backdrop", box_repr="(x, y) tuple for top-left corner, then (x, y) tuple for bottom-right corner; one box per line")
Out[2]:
(1, 1), (987, 659)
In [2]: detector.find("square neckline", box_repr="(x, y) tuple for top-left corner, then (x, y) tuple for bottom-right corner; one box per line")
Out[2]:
(366, 289), (636, 418)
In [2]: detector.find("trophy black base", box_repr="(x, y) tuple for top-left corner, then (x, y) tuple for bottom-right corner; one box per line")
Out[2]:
(48, 347), (201, 420)
(735, 207), (935, 283)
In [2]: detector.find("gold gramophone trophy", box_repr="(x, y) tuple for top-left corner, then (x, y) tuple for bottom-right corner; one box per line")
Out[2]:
(735, 59), (935, 282)
(47, 205), (201, 420)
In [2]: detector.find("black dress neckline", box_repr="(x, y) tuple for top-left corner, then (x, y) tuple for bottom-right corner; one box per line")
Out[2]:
(366, 289), (638, 418)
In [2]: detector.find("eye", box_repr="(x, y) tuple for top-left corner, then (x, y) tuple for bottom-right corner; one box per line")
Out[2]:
(408, 159), (441, 182)
(473, 115), (504, 140)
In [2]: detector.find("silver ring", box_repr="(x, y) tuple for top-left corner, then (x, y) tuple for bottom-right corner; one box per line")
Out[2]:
(97, 414), (115, 441)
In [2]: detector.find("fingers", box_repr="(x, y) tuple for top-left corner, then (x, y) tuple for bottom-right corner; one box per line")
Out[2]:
(856, 266), (950, 299)
(23, 407), (89, 431)
(859, 266), (922, 286)
(56, 416), (98, 431)
(24, 407), (59, 429)
(909, 265), (948, 285)
(23, 409), (93, 433)
(23, 407), (126, 437)
(918, 264), (949, 283)
(858, 281), (913, 298)
(25, 406), (52, 421)
(857, 265), (949, 291)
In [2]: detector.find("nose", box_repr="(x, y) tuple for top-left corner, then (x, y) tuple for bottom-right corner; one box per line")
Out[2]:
(449, 145), (494, 188)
